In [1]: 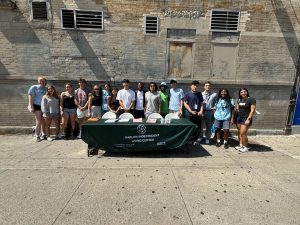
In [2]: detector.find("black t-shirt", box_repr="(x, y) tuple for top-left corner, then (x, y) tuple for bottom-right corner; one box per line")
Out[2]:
(91, 95), (102, 106)
(238, 97), (256, 118)
(63, 95), (76, 109)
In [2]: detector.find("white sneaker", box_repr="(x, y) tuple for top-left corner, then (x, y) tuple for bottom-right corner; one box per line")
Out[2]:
(197, 138), (202, 143)
(35, 136), (42, 142)
(205, 139), (210, 144)
(235, 145), (243, 150)
(77, 133), (81, 139)
(47, 137), (54, 141)
(239, 146), (249, 153)
(193, 141), (200, 146)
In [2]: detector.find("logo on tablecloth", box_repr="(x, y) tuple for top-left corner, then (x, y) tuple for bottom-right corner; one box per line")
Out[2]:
(137, 124), (146, 134)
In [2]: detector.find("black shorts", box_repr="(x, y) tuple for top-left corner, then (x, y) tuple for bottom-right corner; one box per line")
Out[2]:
(33, 104), (41, 111)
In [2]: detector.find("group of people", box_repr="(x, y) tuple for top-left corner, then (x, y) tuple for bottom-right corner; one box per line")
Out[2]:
(28, 76), (256, 152)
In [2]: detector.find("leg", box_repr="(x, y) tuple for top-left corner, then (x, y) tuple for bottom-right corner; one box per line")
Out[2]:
(61, 113), (69, 135)
(205, 111), (213, 141)
(44, 116), (51, 138)
(53, 117), (60, 136)
(239, 125), (249, 147)
(34, 111), (43, 137)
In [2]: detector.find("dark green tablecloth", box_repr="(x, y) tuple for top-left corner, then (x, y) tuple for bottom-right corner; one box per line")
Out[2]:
(81, 119), (196, 152)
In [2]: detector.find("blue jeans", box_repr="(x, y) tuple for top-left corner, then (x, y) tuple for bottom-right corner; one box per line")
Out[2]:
(201, 110), (213, 139)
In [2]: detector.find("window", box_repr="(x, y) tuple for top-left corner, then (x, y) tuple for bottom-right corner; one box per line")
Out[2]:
(210, 9), (240, 32)
(144, 16), (159, 35)
(31, 1), (48, 20)
(61, 9), (104, 31)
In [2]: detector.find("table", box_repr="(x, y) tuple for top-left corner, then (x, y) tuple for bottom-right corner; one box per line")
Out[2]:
(81, 119), (196, 152)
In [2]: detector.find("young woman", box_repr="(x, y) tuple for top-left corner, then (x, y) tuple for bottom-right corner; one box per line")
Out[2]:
(102, 83), (111, 115)
(214, 89), (234, 149)
(107, 87), (121, 117)
(41, 86), (60, 141)
(28, 76), (47, 142)
(88, 85), (103, 118)
(235, 88), (256, 152)
(60, 83), (77, 139)
(144, 82), (161, 118)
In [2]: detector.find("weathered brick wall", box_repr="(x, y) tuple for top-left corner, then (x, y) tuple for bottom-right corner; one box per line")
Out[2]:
(0, 0), (299, 130)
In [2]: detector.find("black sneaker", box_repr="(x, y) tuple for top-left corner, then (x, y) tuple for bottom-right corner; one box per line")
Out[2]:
(216, 142), (221, 147)
(224, 143), (229, 149)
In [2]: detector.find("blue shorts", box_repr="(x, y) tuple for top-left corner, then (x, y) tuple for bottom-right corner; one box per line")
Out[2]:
(63, 108), (77, 115)
(43, 113), (60, 118)
(214, 120), (230, 130)
(237, 116), (252, 126)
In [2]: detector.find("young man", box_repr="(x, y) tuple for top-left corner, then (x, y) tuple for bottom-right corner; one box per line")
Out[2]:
(134, 82), (145, 118)
(184, 81), (204, 145)
(117, 79), (136, 115)
(159, 82), (169, 118)
(201, 81), (217, 144)
(74, 78), (91, 139)
(169, 79), (184, 117)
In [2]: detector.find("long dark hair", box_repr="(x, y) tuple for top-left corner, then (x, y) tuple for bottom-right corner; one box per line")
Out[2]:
(46, 85), (59, 99)
(216, 88), (231, 106)
(238, 88), (250, 100)
(92, 85), (102, 96)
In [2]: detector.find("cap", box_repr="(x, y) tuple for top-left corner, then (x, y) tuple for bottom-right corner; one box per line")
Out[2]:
(122, 79), (130, 83)
(170, 79), (177, 84)
(159, 82), (167, 88)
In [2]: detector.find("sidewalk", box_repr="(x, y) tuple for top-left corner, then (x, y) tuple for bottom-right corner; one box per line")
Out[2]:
(0, 134), (299, 225)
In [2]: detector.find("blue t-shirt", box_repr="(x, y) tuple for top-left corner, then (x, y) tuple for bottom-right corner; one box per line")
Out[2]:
(169, 88), (184, 111)
(28, 85), (47, 106)
(214, 98), (234, 121)
(102, 90), (111, 111)
(184, 91), (203, 115)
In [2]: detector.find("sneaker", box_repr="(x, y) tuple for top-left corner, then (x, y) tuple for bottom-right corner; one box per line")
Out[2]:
(193, 141), (200, 146)
(235, 145), (243, 150)
(35, 136), (42, 142)
(216, 142), (221, 147)
(224, 143), (229, 149)
(76, 133), (81, 139)
(239, 146), (249, 153)
(31, 126), (36, 137)
(197, 138), (203, 143)
(41, 135), (47, 140)
(47, 137), (54, 141)
(205, 139), (210, 145)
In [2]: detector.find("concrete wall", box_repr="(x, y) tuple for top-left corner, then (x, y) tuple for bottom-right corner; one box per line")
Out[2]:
(0, 0), (299, 131)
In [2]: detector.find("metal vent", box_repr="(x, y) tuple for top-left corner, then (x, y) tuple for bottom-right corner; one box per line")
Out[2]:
(144, 16), (158, 35)
(76, 10), (103, 30)
(61, 9), (75, 29)
(32, 2), (48, 20)
(210, 10), (240, 32)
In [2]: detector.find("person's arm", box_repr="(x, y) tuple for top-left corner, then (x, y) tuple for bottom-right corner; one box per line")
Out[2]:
(198, 102), (203, 116)
(41, 96), (48, 115)
(158, 96), (161, 115)
(184, 100), (195, 115)
(88, 95), (92, 116)
(245, 103), (256, 125)
(28, 95), (34, 113)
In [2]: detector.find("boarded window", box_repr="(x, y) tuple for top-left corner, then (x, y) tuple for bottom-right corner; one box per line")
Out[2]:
(61, 9), (103, 31)
(210, 10), (240, 32)
(144, 16), (159, 35)
(32, 2), (48, 20)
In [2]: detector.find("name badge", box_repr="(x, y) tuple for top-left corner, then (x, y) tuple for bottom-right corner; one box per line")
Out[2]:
(194, 104), (198, 110)
(239, 103), (246, 106)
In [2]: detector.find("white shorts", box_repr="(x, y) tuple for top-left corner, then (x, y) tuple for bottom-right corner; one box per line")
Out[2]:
(77, 108), (89, 119)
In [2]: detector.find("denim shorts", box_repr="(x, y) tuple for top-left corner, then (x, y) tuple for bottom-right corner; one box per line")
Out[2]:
(237, 116), (252, 126)
(43, 113), (60, 118)
(63, 108), (77, 115)
(214, 119), (230, 130)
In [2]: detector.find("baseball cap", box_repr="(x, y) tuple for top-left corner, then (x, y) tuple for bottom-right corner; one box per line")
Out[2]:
(170, 79), (177, 84)
(159, 82), (168, 88)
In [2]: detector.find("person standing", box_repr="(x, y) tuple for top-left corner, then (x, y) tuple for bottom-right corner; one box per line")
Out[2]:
(201, 81), (217, 144)
(169, 79), (184, 117)
(102, 83), (111, 115)
(214, 89), (235, 149)
(134, 82), (145, 118)
(159, 82), (169, 118)
(88, 85), (103, 118)
(116, 79), (136, 115)
(74, 78), (91, 138)
(28, 76), (47, 142)
(60, 83), (77, 139)
(107, 87), (121, 117)
(235, 88), (256, 152)
(144, 82), (161, 118)
(41, 85), (60, 141)
(184, 81), (204, 145)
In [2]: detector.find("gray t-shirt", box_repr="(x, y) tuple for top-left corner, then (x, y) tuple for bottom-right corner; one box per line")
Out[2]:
(41, 95), (60, 114)
(145, 91), (161, 115)
(202, 91), (217, 111)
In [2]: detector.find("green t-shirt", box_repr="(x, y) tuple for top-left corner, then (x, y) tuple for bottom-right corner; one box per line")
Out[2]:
(160, 91), (169, 114)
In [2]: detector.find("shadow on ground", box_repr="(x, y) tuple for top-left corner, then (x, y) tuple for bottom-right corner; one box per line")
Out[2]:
(229, 138), (273, 152)
(98, 144), (211, 158)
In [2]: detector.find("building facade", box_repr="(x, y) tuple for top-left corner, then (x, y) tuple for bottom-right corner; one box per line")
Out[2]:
(0, 0), (299, 132)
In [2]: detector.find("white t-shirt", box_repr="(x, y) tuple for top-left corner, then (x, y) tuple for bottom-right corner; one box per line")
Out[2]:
(116, 89), (136, 109)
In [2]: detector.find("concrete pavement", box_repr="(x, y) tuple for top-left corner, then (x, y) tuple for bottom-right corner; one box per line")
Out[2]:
(0, 135), (299, 225)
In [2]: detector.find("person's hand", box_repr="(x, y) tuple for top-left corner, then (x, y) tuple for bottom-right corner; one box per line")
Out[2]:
(245, 119), (250, 125)
(191, 111), (197, 115)
(28, 105), (34, 113)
